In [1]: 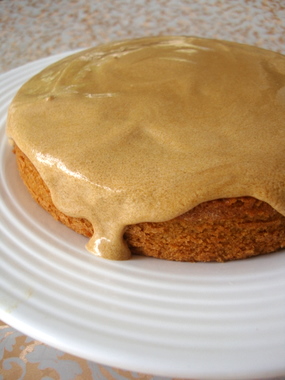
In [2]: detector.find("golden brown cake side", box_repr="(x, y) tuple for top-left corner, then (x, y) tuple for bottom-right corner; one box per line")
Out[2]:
(14, 145), (285, 262)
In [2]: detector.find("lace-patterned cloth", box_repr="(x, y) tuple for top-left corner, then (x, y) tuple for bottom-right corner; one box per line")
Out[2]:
(0, 321), (177, 380)
(1, 0), (284, 379)
(1, 0), (284, 74)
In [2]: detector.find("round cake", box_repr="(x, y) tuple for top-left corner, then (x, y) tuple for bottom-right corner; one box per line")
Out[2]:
(7, 36), (285, 261)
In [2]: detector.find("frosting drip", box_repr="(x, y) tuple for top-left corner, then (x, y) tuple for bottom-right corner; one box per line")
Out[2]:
(7, 36), (285, 259)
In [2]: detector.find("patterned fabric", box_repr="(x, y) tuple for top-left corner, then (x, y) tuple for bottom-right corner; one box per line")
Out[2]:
(0, 321), (183, 380)
(1, 0), (284, 73)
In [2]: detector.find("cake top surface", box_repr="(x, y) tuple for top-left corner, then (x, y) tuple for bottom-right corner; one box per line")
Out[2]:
(7, 36), (285, 259)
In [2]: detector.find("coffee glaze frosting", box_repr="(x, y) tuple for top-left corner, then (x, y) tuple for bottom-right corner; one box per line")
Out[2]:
(7, 36), (285, 260)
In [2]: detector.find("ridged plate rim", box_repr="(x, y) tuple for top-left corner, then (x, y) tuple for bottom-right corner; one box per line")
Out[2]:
(0, 51), (285, 380)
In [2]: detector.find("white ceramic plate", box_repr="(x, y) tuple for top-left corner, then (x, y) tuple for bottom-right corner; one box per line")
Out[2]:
(1, 53), (285, 380)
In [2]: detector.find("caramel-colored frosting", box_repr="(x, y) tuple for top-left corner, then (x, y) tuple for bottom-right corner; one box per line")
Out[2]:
(7, 36), (285, 260)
